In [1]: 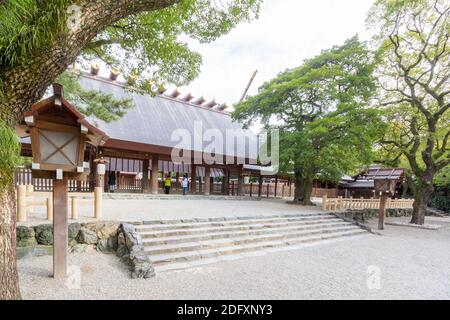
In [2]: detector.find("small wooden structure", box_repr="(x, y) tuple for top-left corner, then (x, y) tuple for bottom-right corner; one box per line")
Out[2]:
(17, 83), (107, 278)
(364, 168), (405, 230)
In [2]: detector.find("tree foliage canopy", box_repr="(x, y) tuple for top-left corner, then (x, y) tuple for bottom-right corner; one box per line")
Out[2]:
(1, 0), (261, 89)
(368, 0), (449, 223)
(233, 36), (383, 202)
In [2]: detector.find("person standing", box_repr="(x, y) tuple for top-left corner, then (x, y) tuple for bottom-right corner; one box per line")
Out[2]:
(181, 174), (189, 196)
(164, 175), (172, 194)
(108, 171), (116, 193)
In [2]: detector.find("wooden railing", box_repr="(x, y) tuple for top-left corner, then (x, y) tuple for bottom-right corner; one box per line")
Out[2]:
(15, 167), (91, 192)
(321, 195), (414, 211)
(16, 185), (101, 222)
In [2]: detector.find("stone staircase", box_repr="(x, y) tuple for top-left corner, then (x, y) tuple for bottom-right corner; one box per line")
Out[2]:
(133, 213), (369, 273)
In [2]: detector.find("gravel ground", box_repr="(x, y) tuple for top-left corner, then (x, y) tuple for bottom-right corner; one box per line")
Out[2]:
(20, 198), (323, 226)
(18, 216), (450, 300)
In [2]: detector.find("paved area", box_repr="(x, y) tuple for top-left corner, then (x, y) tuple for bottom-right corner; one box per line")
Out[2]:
(18, 216), (450, 299)
(20, 197), (323, 226)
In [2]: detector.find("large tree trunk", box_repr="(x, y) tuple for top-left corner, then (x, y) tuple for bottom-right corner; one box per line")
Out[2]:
(0, 186), (20, 300)
(0, 0), (179, 300)
(293, 168), (314, 205)
(410, 177), (433, 225)
(301, 173), (314, 206)
(294, 170), (303, 202)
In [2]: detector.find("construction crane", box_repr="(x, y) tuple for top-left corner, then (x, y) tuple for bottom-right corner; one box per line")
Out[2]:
(239, 69), (258, 102)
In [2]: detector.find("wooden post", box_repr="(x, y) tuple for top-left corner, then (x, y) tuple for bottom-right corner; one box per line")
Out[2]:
(53, 177), (68, 279)
(94, 186), (102, 219)
(258, 175), (263, 197)
(142, 159), (149, 193)
(349, 196), (353, 209)
(71, 197), (78, 220)
(47, 197), (53, 221)
(378, 193), (388, 230)
(266, 184), (269, 198)
(322, 195), (327, 210)
(204, 166), (211, 195)
(338, 196), (343, 210)
(175, 172), (180, 191)
(151, 155), (159, 194)
(26, 184), (34, 216)
(191, 164), (197, 193)
(231, 181), (235, 196)
(237, 168), (243, 196)
(274, 176), (278, 198)
(249, 182), (253, 197)
(17, 185), (27, 222)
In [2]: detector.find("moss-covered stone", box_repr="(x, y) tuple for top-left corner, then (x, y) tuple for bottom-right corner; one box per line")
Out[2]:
(33, 224), (53, 245)
(16, 226), (37, 247)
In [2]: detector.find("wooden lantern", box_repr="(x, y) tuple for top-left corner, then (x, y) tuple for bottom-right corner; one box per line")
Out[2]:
(374, 179), (396, 195)
(20, 83), (107, 180)
(16, 83), (108, 279)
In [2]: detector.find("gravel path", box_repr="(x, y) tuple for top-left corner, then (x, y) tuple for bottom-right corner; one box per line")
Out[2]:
(18, 216), (450, 300)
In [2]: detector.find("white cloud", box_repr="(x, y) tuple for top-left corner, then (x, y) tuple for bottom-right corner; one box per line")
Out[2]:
(180, 0), (375, 108)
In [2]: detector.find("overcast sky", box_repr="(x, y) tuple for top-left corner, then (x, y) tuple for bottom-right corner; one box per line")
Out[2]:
(179, 0), (375, 109)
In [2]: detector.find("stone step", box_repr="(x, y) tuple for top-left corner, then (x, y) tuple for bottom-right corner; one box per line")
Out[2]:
(137, 217), (343, 238)
(141, 221), (352, 245)
(149, 229), (368, 267)
(144, 225), (360, 256)
(135, 214), (335, 232)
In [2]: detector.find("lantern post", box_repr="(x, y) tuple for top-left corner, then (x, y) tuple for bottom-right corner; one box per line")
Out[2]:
(374, 179), (397, 230)
(18, 83), (107, 279)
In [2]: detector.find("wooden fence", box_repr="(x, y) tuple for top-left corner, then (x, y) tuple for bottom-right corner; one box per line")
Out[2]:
(16, 185), (101, 222)
(321, 195), (414, 211)
(15, 167), (91, 192)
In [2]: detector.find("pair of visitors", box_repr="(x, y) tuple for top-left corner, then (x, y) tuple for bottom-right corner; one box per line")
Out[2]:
(164, 175), (172, 194)
(181, 174), (189, 195)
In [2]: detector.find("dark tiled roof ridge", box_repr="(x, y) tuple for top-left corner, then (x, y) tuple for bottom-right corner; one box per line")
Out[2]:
(75, 71), (232, 117)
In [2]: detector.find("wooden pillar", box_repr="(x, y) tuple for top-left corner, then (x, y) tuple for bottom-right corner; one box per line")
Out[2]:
(210, 176), (214, 194)
(221, 170), (227, 195)
(237, 166), (243, 196)
(175, 172), (180, 191)
(191, 164), (197, 193)
(17, 185), (27, 222)
(274, 176), (278, 198)
(47, 197), (53, 221)
(322, 195), (327, 210)
(26, 184), (34, 216)
(94, 186), (102, 219)
(289, 179), (292, 197)
(142, 159), (149, 193)
(258, 175), (263, 197)
(223, 170), (230, 195)
(151, 155), (159, 194)
(71, 197), (78, 220)
(378, 193), (388, 230)
(53, 177), (68, 279)
(204, 166), (211, 195)
(198, 176), (203, 194)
